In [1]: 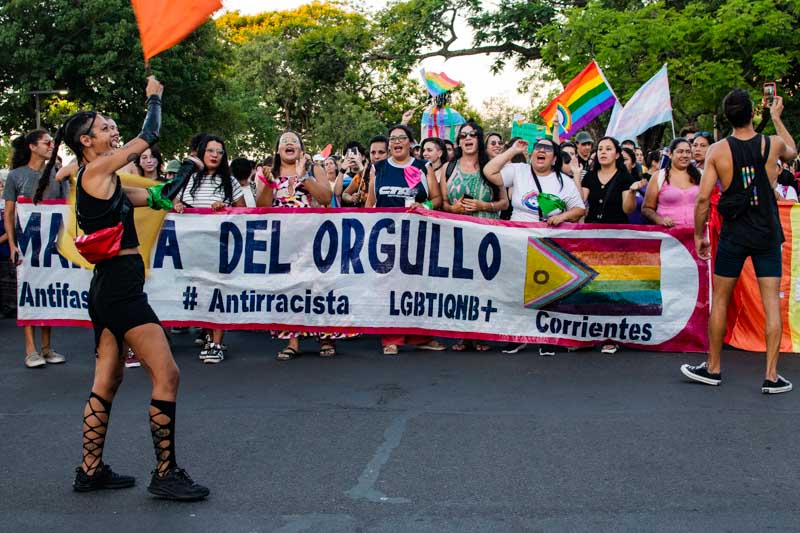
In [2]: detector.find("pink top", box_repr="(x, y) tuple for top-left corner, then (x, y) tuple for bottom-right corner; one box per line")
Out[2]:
(656, 181), (699, 226)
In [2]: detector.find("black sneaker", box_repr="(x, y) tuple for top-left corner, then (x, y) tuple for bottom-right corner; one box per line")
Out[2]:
(680, 361), (721, 386)
(148, 467), (210, 501)
(762, 375), (792, 394)
(73, 463), (136, 492)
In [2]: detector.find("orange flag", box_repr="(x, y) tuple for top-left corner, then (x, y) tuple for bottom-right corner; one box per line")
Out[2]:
(131, 0), (223, 61)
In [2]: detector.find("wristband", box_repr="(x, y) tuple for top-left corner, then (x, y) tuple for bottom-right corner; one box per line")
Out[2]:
(137, 95), (161, 146)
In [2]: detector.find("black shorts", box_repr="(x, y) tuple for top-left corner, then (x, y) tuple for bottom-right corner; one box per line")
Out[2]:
(714, 238), (782, 278)
(88, 254), (160, 354)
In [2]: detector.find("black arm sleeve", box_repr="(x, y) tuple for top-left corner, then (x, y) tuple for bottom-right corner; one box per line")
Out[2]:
(137, 95), (161, 146)
(160, 160), (196, 200)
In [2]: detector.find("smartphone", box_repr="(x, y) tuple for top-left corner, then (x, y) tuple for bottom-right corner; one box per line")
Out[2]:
(347, 148), (356, 158)
(763, 82), (776, 106)
(462, 194), (474, 200)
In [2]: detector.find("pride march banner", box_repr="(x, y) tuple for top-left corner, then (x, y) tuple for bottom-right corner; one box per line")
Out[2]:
(14, 202), (709, 352)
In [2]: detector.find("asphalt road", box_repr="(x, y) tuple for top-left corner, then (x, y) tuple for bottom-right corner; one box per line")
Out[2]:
(1, 318), (798, 532)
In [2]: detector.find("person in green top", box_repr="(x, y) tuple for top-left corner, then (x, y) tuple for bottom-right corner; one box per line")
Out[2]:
(439, 120), (508, 220)
(439, 121), (509, 352)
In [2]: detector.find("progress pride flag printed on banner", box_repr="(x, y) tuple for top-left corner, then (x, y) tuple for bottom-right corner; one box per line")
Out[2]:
(15, 203), (710, 352)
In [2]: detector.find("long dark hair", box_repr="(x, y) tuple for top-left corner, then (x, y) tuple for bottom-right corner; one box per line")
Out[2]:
(11, 129), (48, 169)
(191, 135), (233, 203)
(451, 120), (498, 200)
(271, 130), (305, 178)
(135, 144), (164, 179)
(665, 138), (701, 185)
(33, 111), (97, 204)
(590, 136), (627, 175)
(621, 147), (641, 180)
(421, 137), (448, 168)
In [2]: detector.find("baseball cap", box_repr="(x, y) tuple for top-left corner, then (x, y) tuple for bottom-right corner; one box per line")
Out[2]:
(165, 159), (181, 173)
(575, 131), (593, 144)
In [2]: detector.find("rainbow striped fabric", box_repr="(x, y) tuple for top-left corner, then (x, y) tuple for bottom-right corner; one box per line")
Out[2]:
(545, 238), (663, 316)
(420, 69), (462, 97)
(540, 60), (617, 139)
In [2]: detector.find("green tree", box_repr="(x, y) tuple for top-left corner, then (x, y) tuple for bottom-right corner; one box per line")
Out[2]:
(0, 0), (237, 157)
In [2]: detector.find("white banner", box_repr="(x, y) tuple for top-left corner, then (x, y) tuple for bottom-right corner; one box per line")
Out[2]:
(15, 203), (710, 351)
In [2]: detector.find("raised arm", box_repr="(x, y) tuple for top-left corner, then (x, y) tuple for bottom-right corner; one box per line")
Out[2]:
(84, 77), (164, 182)
(770, 96), (798, 163)
(484, 139), (528, 187)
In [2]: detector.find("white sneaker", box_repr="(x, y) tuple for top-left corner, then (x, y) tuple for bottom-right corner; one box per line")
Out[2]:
(124, 349), (141, 368)
(501, 343), (527, 354)
(24, 352), (46, 368)
(538, 345), (555, 356)
(42, 348), (66, 364)
(202, 344), (224, 364)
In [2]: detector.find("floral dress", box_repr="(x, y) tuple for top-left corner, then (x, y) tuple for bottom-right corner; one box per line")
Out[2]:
(269, 174), (355, 341)
(446, 163), (499, 219)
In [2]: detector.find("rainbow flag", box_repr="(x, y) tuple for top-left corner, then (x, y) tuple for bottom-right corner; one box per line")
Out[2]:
(545, 238), (663, 316)
(420, 69), (462, 97)
(540, 60), (617, 140)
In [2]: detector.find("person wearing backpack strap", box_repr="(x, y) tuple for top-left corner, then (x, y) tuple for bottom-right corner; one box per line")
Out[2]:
(683, 89), (797, 394)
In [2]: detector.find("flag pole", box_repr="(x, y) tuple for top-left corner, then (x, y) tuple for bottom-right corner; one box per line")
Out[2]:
(670, 118), (676, 140)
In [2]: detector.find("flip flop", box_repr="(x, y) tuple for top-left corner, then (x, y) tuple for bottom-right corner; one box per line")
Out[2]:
(383, 344), (399, 356)
(319, 343), (336, 357)
(417, 340), (446, 351)
(451, 341), (468, 352)
(276, 346), (300, 361)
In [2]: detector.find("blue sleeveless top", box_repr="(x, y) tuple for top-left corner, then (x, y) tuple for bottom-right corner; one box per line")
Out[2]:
(374, 158), (429, 208)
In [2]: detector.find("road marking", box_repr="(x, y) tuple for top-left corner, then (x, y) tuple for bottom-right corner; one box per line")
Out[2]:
(345, 411), (415, 504)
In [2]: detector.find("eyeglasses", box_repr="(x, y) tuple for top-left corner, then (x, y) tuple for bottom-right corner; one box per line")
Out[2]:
(532, 142), (555, 153)
(388, 135), (409, 142)
(38, 139), (54, 147)
(279, 137), (299, 145)
(459, 131), (478, 139)
(206, 148), (225, 155)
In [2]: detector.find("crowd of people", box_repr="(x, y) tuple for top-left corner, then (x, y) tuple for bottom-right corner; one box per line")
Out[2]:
(3, 94), (800, 367)
(0, 76), (797, 501)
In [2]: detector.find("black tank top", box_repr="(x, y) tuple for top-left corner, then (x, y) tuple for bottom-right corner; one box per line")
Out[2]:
(76, 167), (139, 250)
(720, 134), (783, 250)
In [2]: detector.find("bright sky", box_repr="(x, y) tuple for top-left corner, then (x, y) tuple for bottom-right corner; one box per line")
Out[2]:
(221, 0), (531, 110)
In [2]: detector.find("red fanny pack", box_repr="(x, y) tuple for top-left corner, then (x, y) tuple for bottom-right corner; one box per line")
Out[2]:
(74, 170), (128, 264)
(74, 222), (124, 264)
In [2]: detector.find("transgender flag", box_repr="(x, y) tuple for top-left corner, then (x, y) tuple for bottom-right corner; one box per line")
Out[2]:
(606, 64), (673, 141)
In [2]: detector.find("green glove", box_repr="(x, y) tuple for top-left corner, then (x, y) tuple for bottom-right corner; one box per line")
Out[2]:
(146, 183), (173, 211)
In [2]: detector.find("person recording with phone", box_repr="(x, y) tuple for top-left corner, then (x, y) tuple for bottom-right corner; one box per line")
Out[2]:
(683, 88), (797, 394)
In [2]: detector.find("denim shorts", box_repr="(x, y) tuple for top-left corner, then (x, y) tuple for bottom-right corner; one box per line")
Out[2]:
(714, 238), (782, 278)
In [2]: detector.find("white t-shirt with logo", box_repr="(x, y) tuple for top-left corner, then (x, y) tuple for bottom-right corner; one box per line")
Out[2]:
(500, 163), (585, 222)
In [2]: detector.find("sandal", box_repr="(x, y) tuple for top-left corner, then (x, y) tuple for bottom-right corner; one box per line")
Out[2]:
(451, 340), (468, 352)
(601, 344), (619, 355)
(383, 344), (399, 356)
(475, 342), (491, 352)
(417, 340), (446, 351)
(276, 346), (300, 361)
(319, 343), (336, 357)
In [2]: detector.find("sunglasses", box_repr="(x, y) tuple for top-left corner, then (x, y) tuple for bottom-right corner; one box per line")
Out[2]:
(459, 131), (478, 139)
(206, 148), (225, 155)
(279, 137), (299, 145)
(694, 131), (713, 141)
(487, 140), (503, 146)
(532, 142), (555, 153)
(38, 139), (54, 147)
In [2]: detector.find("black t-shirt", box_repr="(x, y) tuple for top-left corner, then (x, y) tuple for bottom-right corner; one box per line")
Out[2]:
(582, 168), (634, 223)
